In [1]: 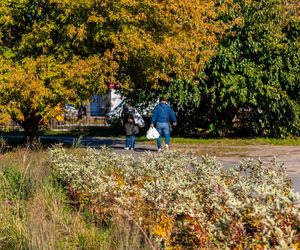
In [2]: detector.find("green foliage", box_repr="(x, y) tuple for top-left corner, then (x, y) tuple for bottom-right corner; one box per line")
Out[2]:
(49, 147), (300, 249)
(127, 77), (208, 137)
(169, 136), (300, 146)
(71, 135), (84, 149)
(1, 165), (32, 201)
(203, 0), (300, 137)
(162, 77), (210, 136)
(0, 165), (30, 248)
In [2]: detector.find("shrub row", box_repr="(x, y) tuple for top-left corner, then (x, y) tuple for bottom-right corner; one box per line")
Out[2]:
(49, 147), (300, 249)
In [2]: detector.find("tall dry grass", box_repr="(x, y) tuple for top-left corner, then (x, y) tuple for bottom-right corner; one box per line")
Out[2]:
(0, 147), (150, 249)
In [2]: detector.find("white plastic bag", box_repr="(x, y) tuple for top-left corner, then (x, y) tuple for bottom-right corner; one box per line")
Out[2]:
(133, 111), (145, 128)
(146, 127), (160, 140)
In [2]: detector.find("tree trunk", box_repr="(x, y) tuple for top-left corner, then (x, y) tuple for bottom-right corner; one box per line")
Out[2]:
(21, 119), (40, 148)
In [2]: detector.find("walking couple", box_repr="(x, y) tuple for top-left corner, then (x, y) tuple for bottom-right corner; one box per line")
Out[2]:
(122, 97), (177, 152)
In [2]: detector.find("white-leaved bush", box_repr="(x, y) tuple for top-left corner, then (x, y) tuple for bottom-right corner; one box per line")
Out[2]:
(49, 147), (300, 249)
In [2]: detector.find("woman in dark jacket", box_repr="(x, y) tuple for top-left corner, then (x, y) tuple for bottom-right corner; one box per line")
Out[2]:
(122, 101), (139, 150)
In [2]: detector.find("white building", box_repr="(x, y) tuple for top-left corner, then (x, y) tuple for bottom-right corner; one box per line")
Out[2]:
(89, 89), (123, 116)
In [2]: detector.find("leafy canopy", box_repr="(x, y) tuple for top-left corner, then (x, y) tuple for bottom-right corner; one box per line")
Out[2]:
(203, 0), (300, 137)
(0, 0), (226, 142)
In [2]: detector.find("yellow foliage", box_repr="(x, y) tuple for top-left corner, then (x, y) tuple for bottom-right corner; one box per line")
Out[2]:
(152, 214), (175, 240)
(54, 104), (64, 122)
(78, 192), (91, 206)
(0, 0), (236, 136)
(165, 246), (182, 250)
(0, 112), (12, 131)
(114, 171), (125, 187)
(0, 54), (110, 131)
(290, 242), (300, 250)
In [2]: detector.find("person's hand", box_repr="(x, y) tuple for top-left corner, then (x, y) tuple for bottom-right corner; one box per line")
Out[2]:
(173, 122), (177, 126)
(150, 123), (154, 128)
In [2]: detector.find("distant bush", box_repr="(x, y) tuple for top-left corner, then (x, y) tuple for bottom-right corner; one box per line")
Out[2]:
(49, 148), (300, 249)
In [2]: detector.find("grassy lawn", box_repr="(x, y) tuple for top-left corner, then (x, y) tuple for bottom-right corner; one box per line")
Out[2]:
(137, 136), (300, 157)
(169, 137), (300, 145)
(138, 136), (300, 146)
(40, 127), (122, 137)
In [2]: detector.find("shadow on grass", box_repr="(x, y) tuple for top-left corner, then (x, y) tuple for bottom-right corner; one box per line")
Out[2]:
(0, 134), (70, 152)
(0, 128), (125, 151)
(40, 126), (123, 137)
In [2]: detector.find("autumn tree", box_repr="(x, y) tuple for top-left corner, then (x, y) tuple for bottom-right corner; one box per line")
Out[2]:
(0, 0), (117, 145)
(0, 0), (227, 145)
(203, 0), (300, 137)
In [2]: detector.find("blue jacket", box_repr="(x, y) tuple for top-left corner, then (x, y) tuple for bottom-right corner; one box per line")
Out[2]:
(151, 102), (177, 124)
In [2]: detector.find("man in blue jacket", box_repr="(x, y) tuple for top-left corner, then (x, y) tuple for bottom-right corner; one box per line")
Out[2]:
(150, 97), (177, 152)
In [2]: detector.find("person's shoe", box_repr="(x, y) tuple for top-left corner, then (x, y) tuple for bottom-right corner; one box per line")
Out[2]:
(124, 147), (129, 150)
(158, 148), (162, 152)
(130, 148), (134, 150)
(165, 144), (169, 150)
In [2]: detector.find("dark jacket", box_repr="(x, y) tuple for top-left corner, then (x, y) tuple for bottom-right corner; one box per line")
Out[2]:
(151, 102), (177, 124)
(122, 106), (139, 135)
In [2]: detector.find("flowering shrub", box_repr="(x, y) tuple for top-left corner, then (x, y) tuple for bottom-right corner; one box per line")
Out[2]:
(49, 147), (300, 249)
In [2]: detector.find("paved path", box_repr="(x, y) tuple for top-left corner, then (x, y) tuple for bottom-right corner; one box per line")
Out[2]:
(123, 142), (300, 193)
(44, 135), (300, 193)
(216, 146), (300, 193)
(4, 135), (300, 193)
